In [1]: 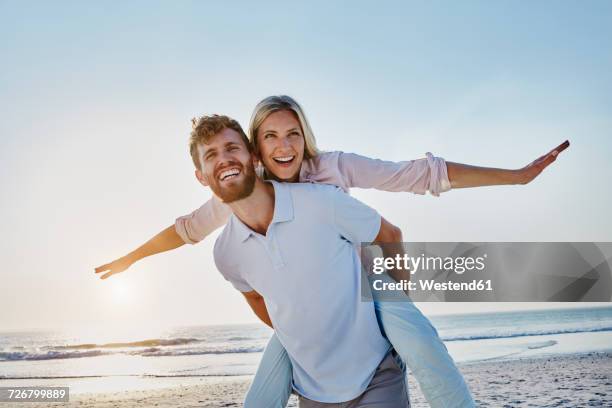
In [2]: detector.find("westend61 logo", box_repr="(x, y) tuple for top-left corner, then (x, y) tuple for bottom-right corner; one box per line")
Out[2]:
(361, 242), (612, 302)
(371, 253), (487, 275)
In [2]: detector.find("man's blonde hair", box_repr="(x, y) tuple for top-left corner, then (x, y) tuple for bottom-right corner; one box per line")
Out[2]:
(189, 114), (250, 170)
(248, 95), (320, 159)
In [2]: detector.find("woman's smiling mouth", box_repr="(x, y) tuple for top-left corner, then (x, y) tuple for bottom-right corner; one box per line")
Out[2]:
(272, 155), (296, 166)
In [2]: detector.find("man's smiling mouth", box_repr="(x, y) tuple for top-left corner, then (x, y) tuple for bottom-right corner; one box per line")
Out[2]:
(218, 168), (241, 181)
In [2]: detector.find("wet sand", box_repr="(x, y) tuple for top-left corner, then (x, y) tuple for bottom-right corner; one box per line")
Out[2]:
(24, 352), (612, 407)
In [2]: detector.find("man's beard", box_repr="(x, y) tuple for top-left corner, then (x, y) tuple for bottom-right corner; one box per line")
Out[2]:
(210, 162), (256, 203)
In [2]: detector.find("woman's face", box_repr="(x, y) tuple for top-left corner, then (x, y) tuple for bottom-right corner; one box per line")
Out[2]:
(256, 110), (305, 182)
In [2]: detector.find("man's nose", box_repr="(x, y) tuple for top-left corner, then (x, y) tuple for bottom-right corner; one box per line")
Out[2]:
(217, 150), (234, 166)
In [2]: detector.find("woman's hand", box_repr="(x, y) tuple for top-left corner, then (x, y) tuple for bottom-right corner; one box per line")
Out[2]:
(95, 255), (135, 280)
(514, 140), (570, 185)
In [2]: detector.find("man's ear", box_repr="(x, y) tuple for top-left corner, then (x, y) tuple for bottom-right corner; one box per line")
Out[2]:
(251, 152), (260, 168)
(195, 168), (209, 187)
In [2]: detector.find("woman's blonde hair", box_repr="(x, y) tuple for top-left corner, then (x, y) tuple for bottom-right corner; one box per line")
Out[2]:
(248, 95), (320, 159)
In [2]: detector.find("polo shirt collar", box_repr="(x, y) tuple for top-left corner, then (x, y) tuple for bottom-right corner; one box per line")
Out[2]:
(232, 215), (254, 243)
(231, 180), (294, 243)
(268, 180), (294, 224)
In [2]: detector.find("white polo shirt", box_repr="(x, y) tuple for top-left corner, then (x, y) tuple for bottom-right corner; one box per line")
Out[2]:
(213, 181), (390, 403)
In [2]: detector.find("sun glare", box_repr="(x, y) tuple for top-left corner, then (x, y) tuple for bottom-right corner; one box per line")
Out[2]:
(110, 280), (131, 304)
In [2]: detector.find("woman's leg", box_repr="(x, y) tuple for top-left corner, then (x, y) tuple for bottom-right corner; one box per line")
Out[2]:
(370, 277), (475, 407)
(244, 332), (293, 408)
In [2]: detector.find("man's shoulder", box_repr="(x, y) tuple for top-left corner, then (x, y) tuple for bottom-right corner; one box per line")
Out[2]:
(284, 181), (342, 196)
(282, 182), (343, 212)
(212, 216), (253, 292)
(213, 216), (240, 265)
(274, 182), (370, 225)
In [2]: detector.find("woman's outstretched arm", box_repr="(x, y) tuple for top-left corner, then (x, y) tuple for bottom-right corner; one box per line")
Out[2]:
(95, 196), (232, 280)
(94, 225), (185, 280)
(447, 140), (569, 188)
(331, 140), (568, 196)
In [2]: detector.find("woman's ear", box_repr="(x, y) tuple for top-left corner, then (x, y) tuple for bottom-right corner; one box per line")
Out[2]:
(195, 169), (209, 187)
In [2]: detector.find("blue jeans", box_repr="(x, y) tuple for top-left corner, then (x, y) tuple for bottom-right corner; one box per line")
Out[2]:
(244, 280), (474, 407)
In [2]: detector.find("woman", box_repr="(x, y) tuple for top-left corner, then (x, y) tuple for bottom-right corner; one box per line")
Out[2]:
(95, 95), (568, 407)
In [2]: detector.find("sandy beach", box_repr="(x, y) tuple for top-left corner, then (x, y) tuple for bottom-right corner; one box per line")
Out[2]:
(20, 351), (610, 407)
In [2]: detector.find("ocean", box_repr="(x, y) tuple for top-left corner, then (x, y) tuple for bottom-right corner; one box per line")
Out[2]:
(2, 306), (612, 394)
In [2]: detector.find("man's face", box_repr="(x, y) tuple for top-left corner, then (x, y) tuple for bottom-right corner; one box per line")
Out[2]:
(196, 128), (257, 203)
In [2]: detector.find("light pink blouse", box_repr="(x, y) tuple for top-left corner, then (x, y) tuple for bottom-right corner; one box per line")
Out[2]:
(175, 151), (451, 244)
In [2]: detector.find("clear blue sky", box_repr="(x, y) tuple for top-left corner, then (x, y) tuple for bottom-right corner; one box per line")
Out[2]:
(1, 1), (611, 330)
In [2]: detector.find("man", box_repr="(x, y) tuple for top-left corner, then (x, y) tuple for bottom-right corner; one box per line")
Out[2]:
(195, 114), (409, 407)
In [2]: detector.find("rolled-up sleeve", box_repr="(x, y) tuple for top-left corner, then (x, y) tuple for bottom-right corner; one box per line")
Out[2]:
(174, 196), (232, 244)
(336, 151), (452, 196)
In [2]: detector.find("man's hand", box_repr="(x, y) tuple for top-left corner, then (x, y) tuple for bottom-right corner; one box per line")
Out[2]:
(515, 140), (570, 185)
(95, 255), (134, 280)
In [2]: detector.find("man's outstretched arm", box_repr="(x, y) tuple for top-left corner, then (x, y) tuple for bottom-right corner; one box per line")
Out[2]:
(242, 290), (273, 328)
(95, 225), (185, 280)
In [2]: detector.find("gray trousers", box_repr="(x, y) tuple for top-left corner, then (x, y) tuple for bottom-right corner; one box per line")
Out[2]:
(298, 351), (410, 407)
